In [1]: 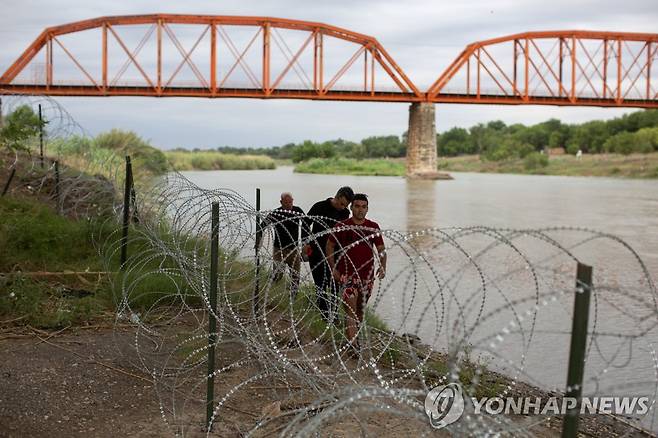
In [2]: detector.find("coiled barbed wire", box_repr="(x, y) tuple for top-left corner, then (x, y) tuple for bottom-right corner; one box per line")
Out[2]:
(0, 94), (118, 219)
(3, 93), (657, 436)
(105, 170), (658, 437)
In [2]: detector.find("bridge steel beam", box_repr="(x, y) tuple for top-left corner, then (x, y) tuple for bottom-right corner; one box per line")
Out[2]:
(0, 14), (422, 102)
(2, 18), (658, 180)
(427, 30), (658, 108)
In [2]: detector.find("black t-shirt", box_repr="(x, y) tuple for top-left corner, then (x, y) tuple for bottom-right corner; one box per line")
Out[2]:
(263, 206), (306, 249)
(306, 198), (349, 258)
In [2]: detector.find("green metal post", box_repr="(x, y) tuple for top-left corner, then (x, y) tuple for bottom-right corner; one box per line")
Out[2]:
(254, 188), (261, 317)
(206, 201), (219, 430)
(120, 156), (132, 270)
(562, 262), (592, 438)
(2, 168), (16, 197)
(54, 160), (61, 214)
(39, 104), (44, 168)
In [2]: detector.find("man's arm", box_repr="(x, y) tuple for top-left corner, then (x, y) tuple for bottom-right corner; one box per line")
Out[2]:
(303, 202), (321, 254)
(326, 237), (341, 281)
(295, 206), (308, 243)
(375, 243), (387, 279)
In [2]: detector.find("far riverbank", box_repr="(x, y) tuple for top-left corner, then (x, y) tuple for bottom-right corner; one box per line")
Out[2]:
(292, 152), (658, 178)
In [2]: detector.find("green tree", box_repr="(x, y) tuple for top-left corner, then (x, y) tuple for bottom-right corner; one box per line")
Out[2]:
(512, 124), (550, 151)
(291, 140), (319, 163)
(0, 105), (46, 152)
(566, 120), (609, 154)
(437, 127), (472, 156)
(361, 135), (404, 158)
(631, 127), (658, 152)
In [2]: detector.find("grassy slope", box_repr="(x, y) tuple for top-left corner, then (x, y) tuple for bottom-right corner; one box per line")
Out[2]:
(0, 196), (115, 327)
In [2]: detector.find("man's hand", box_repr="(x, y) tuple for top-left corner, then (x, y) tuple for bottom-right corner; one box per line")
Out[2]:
(377, 266), (386, 279)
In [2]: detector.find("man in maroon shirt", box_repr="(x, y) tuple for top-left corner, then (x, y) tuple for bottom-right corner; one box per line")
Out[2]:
(326, 193), (386, 354)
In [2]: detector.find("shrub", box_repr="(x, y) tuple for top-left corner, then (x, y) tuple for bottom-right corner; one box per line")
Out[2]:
(523, 152), (549, 170)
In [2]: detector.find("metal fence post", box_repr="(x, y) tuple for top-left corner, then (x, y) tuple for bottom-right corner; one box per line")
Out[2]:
(254, 188), (261, 317)
(120, 156), (132, 270)
(54, 160), (61, 214)
(2, 168), (16, 197)
(562, 262), (593, 438)
(39, 104), (44, 168)
(206, 201), (220, 430)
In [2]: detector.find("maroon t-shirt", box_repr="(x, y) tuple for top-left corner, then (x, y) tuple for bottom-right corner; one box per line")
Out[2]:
(330, 218), (384, 281)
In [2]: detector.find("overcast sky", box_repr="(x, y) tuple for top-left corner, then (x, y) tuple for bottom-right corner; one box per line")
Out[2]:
(1, 0), (656, 150)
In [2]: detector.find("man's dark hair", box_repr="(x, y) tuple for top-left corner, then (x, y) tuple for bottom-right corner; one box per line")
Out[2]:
(335, 186), (355, 202)
(352, 193), (368, 205)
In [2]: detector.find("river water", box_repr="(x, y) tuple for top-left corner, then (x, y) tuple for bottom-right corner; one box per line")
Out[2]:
(179, 166), (658, 429)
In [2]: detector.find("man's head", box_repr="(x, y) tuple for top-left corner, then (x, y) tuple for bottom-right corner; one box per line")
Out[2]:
(333, 186), (354, 211)
(351, 193), (369, 221)
(280, 192), (294, 210)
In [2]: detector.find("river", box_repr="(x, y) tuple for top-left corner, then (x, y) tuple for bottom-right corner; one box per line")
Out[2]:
(178, 166), (658, 430)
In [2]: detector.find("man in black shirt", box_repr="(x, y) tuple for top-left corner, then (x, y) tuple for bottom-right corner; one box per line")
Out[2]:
(262, 192), (306, 298)
(304, 186), (354, 322)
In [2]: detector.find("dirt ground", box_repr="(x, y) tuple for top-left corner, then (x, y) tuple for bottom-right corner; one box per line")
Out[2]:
(0, 324), (435, 438)
(1, 327), (168, 438)
(2, 323), (655, 438)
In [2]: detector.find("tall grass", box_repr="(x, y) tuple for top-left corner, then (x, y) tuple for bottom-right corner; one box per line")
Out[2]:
(166, 151), (276, 171)
(48, 131), (169, 181)
(295, 158), (405, 176)
(0, 196), (116, 327)
(0, 197), (112, 272)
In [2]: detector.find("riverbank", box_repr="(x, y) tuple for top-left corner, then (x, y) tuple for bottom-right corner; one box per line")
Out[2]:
(292, 153), (658, 178)
(2, 155), (654, 436)
(439, 152), (658, 178)
(165, 150), (275, 171)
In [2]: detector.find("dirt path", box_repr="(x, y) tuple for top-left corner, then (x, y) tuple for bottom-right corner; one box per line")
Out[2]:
(0, 328), (166, 437)
(1, 325), (652, 437)
(0, 326), (431, 437)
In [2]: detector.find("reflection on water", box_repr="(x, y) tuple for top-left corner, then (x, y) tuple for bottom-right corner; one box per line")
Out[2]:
(406, 179), (436, 232)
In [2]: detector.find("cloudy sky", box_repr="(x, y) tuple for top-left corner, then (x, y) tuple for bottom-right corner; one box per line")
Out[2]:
(1, 0), (656, 150)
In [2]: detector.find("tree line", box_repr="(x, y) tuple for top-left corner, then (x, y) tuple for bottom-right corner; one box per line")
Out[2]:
(174, 109), (658, 162)
(4, 105), (658, 164)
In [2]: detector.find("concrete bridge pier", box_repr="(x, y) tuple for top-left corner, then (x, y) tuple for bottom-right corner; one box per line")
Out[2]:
(406, 102), (450, 179)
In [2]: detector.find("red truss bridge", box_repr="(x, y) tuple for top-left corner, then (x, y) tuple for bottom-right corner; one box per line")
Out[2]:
(1, 14), (657, 108)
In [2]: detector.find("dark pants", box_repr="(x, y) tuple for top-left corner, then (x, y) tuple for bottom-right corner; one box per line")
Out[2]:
(309, 251), (337, 321)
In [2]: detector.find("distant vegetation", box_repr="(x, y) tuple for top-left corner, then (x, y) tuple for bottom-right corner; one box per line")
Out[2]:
(165, 150), (275, 171)
(295, 158), (405, 176)
(437, 111), (658, 160)
(209, 136), (407, 161)
(3, 105), (658, 178)
(438, 152), (658, 178)
(186, 109), (658, 164)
